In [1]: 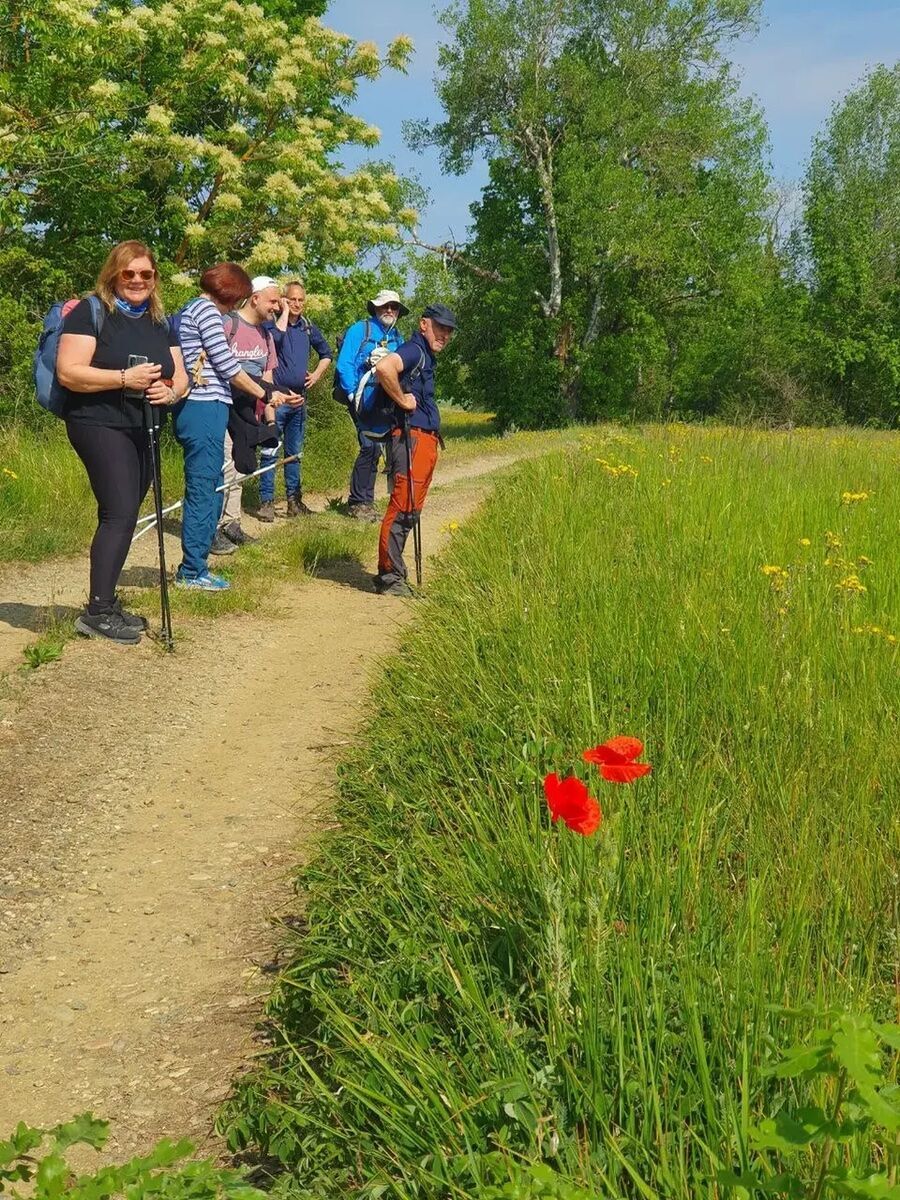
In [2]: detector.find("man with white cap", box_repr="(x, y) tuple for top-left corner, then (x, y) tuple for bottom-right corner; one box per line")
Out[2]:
(214, 275), (299, 551)
(334, 288), (407, 521)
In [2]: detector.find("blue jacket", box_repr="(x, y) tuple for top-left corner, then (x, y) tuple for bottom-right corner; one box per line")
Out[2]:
(264, 316), (333, 395)
(335, 315), (404, 403)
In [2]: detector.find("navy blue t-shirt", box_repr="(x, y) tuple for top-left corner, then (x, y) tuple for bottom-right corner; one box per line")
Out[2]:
(394, 332), (437, 431)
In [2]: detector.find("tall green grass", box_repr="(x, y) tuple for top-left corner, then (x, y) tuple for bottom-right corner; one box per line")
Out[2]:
(0, 406), (538, 564)
(221, 425), (899, 1199)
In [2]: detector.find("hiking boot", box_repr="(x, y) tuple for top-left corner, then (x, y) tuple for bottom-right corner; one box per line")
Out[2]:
(348, 503), (378, 523)
(286, 493), (314, 517)
(223, 521), (257, 546)
(75, 606), (142, 644)
(112, 595), (148, 632)
(174, 568), (231, 592)
(210, 529), (237, 555)
(375, 577), (414, 598)
(257, 501), (276, 523)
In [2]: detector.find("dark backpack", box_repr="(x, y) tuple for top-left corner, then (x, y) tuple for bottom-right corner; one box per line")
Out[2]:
(34, 294), (106, 417)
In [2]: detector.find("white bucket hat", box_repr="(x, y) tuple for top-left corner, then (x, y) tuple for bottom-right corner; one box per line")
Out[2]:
(367, 289), (409, 317)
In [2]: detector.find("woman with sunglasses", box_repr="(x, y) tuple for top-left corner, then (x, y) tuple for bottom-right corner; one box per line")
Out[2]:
(57, 240), (188, 645)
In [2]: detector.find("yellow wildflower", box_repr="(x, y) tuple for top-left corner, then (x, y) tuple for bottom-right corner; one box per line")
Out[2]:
(824, 531), (842, 550)
(798, 538), (811, 547)
(840, 491), (870, 505)
(836, 575), (867, 595)
(1, 467), (18, 480)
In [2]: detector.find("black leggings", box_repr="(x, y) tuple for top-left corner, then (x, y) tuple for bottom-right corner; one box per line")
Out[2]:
(66, 421), (152, 609)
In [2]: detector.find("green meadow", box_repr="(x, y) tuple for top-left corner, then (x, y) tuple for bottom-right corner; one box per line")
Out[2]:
(221, 425), (899, 1199)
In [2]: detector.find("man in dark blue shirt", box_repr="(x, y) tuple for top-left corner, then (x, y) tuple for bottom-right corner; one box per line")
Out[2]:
(372, 303), (457, 596)
(260, 281), (333, 518)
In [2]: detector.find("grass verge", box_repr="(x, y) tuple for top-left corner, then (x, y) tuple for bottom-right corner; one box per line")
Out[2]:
(124, 516), (375, 626)
(0, 405), (564, 565)
(220, 425), (899, 1200)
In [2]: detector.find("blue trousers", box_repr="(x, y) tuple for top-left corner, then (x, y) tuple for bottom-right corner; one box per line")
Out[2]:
(259, 402), (307, 501)
(348, 409), (385, 507)
(172, 399), (229, 577)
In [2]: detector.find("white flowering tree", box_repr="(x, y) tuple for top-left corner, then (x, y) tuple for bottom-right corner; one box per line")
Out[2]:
(0, 0), (417, 277)
(0, 0), (417, 414)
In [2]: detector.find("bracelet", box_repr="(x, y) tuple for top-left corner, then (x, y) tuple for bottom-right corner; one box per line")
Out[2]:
(120, 369), (126, 390)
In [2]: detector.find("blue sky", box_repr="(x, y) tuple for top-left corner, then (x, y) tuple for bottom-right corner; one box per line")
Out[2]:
(325, 0), (900, 245)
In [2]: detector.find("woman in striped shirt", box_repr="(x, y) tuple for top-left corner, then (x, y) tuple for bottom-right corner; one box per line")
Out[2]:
(173, 262), (280, 591)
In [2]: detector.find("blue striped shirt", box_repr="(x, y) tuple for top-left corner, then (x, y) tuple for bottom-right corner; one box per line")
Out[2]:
(179, 297), (242, 404)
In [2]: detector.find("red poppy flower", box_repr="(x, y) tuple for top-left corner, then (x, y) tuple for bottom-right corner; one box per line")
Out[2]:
(582, 736), (652, 784)
(543, 773), (602, 836)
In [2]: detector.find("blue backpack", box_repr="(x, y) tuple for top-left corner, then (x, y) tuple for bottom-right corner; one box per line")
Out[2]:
(355, 346), (426, 442)
(34, 294), (106, 417)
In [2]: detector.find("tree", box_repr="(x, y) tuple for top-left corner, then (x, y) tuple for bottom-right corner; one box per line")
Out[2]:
(802, 64), (900, 425)
(0, 0), (417, 419)
(411, 0), (792, 427)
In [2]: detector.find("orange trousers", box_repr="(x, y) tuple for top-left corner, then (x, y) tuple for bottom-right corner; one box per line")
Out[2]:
(377, 427), (439, 585)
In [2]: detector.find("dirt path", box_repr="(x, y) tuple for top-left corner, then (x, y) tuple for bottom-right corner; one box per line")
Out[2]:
(0, 453), (523, 1161)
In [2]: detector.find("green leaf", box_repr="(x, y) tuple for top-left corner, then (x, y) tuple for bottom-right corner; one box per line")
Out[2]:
(825, 1168), (900, 1199)
(35, 1152), (69, 1200)
(874, 1024), (900, 1051)
(750, 1107), (832, 1152)
(833, 1015), (884, 1087)
(718, 1169), (805, 1197)
(51, 1115), (108, 1153)
(852, 1085), (900, 1133)
(766, 1041), (831, 1079)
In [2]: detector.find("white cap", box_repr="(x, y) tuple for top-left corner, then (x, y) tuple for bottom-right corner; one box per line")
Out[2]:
(251, 275), (279, 293)
(367, 288), (410, 317)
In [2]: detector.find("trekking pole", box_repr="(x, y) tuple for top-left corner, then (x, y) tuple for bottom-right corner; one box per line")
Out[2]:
(131, 453), (302, 541)
(144, 400), (175, 652)
(402, 416), (423, 587)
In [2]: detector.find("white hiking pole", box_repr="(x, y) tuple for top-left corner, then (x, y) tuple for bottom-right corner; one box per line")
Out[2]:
(131, 453), (302, 543)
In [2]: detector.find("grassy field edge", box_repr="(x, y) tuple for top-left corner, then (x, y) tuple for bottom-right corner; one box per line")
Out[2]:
(217, 426), (898, 1199)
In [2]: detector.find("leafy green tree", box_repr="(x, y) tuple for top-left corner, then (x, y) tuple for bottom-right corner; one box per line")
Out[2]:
(802, 64), (900, 426)
(413, 0), (798, 427)
(0, 0), (417, 420)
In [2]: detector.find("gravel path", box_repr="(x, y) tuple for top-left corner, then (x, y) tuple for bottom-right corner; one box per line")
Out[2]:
(0, 453), (525, 1161)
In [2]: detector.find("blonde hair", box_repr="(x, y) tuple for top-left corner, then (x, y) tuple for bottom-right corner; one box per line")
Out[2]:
(95, 240), (165, 323)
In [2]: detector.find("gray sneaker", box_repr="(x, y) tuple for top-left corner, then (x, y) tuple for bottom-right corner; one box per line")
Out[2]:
(75, 607), (142, 644)
(257, 501), (276, 523)
(210, 529), (237, 555)
(223, 521), (257, 545)
(375, 578), (414, 598)
(112, 595), (148, 631)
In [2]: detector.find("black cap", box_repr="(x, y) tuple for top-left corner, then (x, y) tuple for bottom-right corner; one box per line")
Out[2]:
(422, 303), (458, 330)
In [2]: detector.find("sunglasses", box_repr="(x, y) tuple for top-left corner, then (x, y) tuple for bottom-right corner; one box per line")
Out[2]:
(120, 268), (156, 282)
(380, 303), (401, 312)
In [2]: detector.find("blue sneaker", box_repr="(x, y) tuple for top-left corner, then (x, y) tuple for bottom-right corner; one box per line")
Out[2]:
(175, 568), (231, 592)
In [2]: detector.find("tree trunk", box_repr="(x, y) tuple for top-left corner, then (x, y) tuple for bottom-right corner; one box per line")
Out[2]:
(522, 126), (562, 319)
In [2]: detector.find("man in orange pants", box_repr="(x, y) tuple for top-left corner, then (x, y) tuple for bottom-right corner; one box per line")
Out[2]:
(372, 303), (457, 596)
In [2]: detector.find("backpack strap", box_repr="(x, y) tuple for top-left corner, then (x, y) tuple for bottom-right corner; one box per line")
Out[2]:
(86, 294), (107, 339)
(404, 347), (427, 384)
